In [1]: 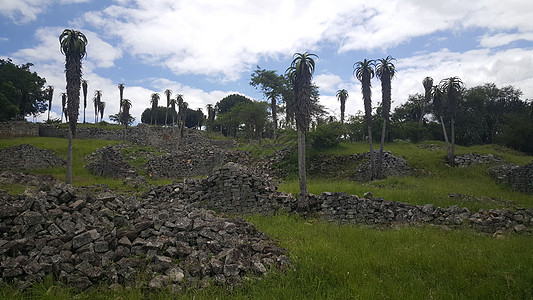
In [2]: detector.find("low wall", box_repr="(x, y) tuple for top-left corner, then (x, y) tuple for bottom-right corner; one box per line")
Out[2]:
(0, 122), (39, 137)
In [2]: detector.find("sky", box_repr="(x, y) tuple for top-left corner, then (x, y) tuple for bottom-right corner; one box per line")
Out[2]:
(1, 0), (532, 124)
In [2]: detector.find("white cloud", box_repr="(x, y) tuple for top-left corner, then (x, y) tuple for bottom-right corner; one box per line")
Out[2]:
(314, 73), (343, 93)
(0, 0), (90, 23)
(479, 32), (533, 48)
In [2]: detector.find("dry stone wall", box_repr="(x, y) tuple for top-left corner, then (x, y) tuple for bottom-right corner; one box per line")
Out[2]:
(0, 144), (65, 171)
(490, 162), (533, 194)
(453, 153), (504, 167)
(85, 145), (138, 179)
(353, 151), (412, 181)
(0, 122), (39, 137)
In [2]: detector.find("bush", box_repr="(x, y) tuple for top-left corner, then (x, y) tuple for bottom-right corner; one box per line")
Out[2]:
(308, 122), (344, 149)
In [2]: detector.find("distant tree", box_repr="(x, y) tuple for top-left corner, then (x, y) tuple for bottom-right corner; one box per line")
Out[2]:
(141, 106), (175, 125)
(440, 76), (464, 165)
(46, 85), (54, 122)
(59, 28), (87, 183)
(150, 93), (160, 125)
(215, 94), (253, 135)
(94, 90), (102, 123)
(336, 89), (349, 124)
(81, 80), (88, 123)
(121, 98), (131, 142)
(98, 101), (106, 122)
(61, 92), (67, 123)
(206, 104), (215, 131)
(432, 85), (451, 158)
(118, 83), (125, 113)
(354, 59), (376, 179)
(250, 67), (285, 138)
(420, 76), (433, 124)
(375, 56), (396, 179)
(286, 52), (317, 212)
(169, 94), (178, 127)
(164, 89), (172, 126)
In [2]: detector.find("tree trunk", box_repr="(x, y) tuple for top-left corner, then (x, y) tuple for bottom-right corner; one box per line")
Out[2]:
(367, 124), (375, 180)
(271, 96), (277, 140)
(450, 116), (455, 166)
(377, 117), (387, 179)
(297, 129), (309, 212)
(439, 116), (451, 163)
(66, 129), (73, 184)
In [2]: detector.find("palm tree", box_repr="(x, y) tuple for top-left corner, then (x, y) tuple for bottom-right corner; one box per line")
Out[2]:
(46, 85), (54, 122)
(175, 94), (183, 128)
(81, 80), (88, 123)
(164, 89), (172, 126)
(336, 89), (349, 123)
(286, 52), (318, 212)
(439, 76), (464, 166)
(98, 101), (106, 122)
(432, 85), (450, 160)
(94, 90), (102, 123)
(59, 28), (88, 184)
(118, 83), (125, 113)
(61, 92), (67, 122)
(150, 93), (160, 125)
(375, 56), (396, 179)
(121, 98), (131, 143)
(206, 104), (215, 131)
(354, 59), (376, 180)
(420, 76), (433, 124)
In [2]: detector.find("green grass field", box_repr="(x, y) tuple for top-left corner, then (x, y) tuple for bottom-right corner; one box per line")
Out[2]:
(0, 136), (532, 299)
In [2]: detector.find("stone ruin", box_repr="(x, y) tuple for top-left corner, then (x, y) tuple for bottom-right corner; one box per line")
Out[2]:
(490, 161), (533, 194)
(353, 151), (412, 181)
(85, 145), (138, 179)
(0, 181), (288, 291)
(453, 153), (504, 167)
(0, 144), (65, 171)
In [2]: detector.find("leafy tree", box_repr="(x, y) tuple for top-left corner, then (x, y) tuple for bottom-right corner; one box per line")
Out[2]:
(0, 93), (19, 120)
(375, 56), (396, 179)
(118, 83), (125, 113)
(98, 101), (106, 122)
(141, 106), (176, 125)
(432, 85), (452, 158)
(0, 58), (47, 120)
(250, 67), (285, 138)
(185, 107), (206, 130)
(164, 89), (173, 126)
(309, 122), (344, 149)
(150, 93), (160, 125)
(59, 28), (87, 183)
(420, 76), (433, 124)
(286, 52), (318, 211)
(336, 89), (349, 124)
(497, 111), (533, 154)
(440, 76), (464, 165)
(46, 85), (54, 122)
(81, 80), (88, 123)
(206, 104), (216, 131)
(215, 94), (253, 136)
(354, 59), (376, 179)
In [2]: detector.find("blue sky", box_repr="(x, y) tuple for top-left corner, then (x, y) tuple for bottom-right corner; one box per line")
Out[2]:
(1, 0), (532, 124)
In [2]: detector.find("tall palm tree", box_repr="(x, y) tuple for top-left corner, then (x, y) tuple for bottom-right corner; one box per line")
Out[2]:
(61, 92), (67, 123)
(118, 83), (125, 113)
(46, 85), (54, 122)
(94, 90), (102, 123)
(206, 104), (215, 131)
(164, 89), (172, 126)
(439, 76), (464, 166)
(420, 76), (433, 124)
(354, 59), (376, 180)
(286, 52), (317, 212)
(81, 80), (88, 123)
(150, 93), (160, 125)
(375, 56), (396, 179)
(432, 85), (450, 160)
(336, 89), (349, 123)
(121, 98), (131, 143)
(59, 28), (87, 184)
(175, 94), (183, 128)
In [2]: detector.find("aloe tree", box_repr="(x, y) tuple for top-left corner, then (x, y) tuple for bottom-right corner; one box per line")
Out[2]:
(61, 92), (67, 122)
(121, 98), (131, 143)
(59, 29), (87, 183)
(336, 89), (349, 123)
(176, 94), (184, 129)
(93, 95), (99, 123)
(375, 56), (396, 179)
(150, 93), (160, 125)
(440, 76), (464, 166)
(118, 83), (125, 113)
(46, 85), (54, 122)
(81, 80), (88, 123)
(206, 103), (215, 131)
(432, 85), (450, 160)
(420, 76), (433, 124)
(354, 59), (376, 179)
(93, 90), (102, 123)
(98, 101), (106, 121)
(164, 89), (172, 126)
(286, 52), (317, 212)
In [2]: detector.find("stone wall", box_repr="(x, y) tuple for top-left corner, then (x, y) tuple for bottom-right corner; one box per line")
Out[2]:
(453, 153), (503, 167)
(0, 122), (39, 137)
(85, 145), (138, 179)
(0, 144), (65, 170)
(490, 162), (533, 194)
(0, 182), (288, 290)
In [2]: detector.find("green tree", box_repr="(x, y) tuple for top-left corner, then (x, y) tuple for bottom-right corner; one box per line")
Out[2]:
(118, 83), (125, 113)
(250, 67), (285, 138)
(354, 59), (376, 179)
(375, 56), (396, 179)
(61, 92), (67, 123)
(336, 89), (349, 124)
(206, 103), (215, 131)
(164, 89), (172, 126)
(150, 93), (160, 125)
(432, 85), (451, 159)
(215, 94), (253, 135)
(94, 90), (102, 123)
(121, 98), (131, 143)
(59, 28), (88, 183)
(440, 76), (464, 165)
(46, 85), (54, 122)
(98, 101), (106, 122)
(420, 76), (433, 124)
(141, 106), (175, 125)
(81, 80), (88, 123)
(286, 52), (318, 212)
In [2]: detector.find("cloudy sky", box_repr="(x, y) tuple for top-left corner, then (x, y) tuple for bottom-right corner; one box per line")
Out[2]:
(1, 0), (532, 124)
